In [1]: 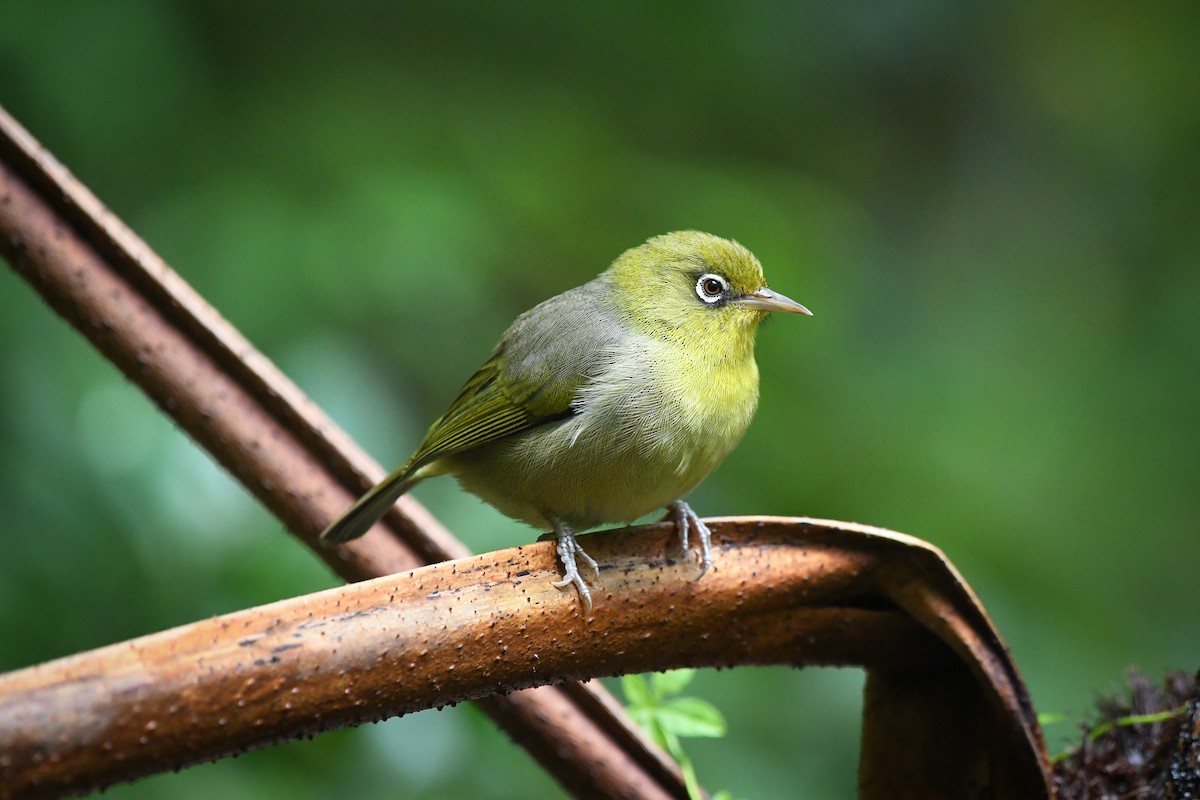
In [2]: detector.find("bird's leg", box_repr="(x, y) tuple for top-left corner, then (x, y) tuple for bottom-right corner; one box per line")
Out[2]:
(667, 500), (713, 579)
(548, 517), (598, 615)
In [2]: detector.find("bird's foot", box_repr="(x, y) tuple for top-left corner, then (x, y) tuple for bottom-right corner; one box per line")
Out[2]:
(667, 500), (712, 580)
(550, 521), (598, 616)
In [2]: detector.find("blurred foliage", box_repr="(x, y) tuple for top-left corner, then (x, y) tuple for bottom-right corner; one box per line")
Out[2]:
(2, 2), (1198, 798)
(622, 670), (730, 800)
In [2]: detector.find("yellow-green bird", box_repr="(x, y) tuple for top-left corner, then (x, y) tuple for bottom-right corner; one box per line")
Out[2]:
(320, 231), (810, 613)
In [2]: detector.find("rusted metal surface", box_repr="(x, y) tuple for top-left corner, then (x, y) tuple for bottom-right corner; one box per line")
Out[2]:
(0, 518), (1051, 799)
(857, 524), (1050, 800)
(0, 104), (685, 799)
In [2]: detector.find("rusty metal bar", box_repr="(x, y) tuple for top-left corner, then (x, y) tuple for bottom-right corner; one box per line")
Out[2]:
(0, 518), (1050, 799)
(0, 104), (686, 800)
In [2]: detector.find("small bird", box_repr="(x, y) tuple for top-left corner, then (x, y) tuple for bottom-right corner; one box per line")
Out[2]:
(320, 231), (810, 613)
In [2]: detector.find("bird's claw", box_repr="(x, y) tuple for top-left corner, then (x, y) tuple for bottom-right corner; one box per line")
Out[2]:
(668, 500), (713, 580)
(551, 523), (596, 615)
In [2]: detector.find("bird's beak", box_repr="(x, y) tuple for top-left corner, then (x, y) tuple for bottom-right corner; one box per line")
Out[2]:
(737, 287), (813, 316)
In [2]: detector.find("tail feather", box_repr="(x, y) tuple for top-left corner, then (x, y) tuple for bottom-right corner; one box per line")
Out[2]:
(319, 468), (419, 545)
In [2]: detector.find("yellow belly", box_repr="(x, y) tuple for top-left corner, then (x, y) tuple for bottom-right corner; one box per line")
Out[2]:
(444, 340), (759, 531)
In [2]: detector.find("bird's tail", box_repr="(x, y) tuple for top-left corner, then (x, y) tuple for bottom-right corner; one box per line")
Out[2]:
(319, 466), (421, 545)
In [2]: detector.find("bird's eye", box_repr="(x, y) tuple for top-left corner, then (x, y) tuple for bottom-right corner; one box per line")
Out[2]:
(695, 274), (728, 304)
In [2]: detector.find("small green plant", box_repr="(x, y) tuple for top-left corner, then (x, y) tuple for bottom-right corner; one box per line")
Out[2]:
(1083, 705), (1187, 741)
(1041, 705), (1189, 764)
(621, 669), (739, 800)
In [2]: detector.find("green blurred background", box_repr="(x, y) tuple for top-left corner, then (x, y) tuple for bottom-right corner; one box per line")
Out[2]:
(2, 2), (1197, 797)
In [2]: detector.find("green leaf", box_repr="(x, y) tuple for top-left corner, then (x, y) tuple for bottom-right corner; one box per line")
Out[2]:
(621, 673), (655, 709)
(655, 697), (727, 739)
(657, 722), (684, 759)
(650, 668), (696, 698)
(1088, 705), (1187, 741)
(626, 706), (656, 730)
(648, 717), (674, 753)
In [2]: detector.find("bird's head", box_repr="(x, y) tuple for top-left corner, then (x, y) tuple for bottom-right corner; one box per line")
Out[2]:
(607, 231), (810, 353)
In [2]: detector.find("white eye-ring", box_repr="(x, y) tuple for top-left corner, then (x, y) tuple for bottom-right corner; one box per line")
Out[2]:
(695, 273), (728, 304)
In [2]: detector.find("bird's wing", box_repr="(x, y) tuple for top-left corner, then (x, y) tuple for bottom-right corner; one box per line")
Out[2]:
(402, 351), (568, 471)
(402, 280), (620, 474)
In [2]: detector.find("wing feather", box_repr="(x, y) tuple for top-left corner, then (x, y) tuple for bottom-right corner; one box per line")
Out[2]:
(403, 279), (624, 472)
(319, 278), (622, 545)
(403, 350), (574, 473)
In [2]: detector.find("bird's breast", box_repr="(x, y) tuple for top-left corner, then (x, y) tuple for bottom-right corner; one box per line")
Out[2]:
(448, 335), (760, 531)
(571, 336), (760, 476)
